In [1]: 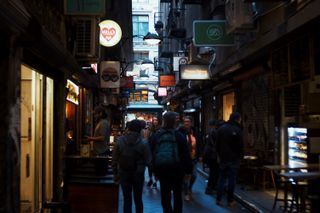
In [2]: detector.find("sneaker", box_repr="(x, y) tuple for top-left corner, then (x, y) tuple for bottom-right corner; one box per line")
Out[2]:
(152, 182), (157, 188)
(184, 194), (191, 201)
(147, 180), (153, 187)
(228, 201), (236, 207)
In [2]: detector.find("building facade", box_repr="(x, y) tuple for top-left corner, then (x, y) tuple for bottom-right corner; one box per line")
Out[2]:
(158, 0), (320, 166)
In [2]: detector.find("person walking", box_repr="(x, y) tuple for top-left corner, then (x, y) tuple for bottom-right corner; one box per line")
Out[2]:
(112, 119), (152, 213)
(150, 111), (192, 213)
(203, 119), (220, 195)
(146, 116), (161, 188)
(177, 116), (202, 201)
(216, 112), (243, 207)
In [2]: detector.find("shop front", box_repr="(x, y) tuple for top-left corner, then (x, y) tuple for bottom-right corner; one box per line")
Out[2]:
(20, 64), (54, 212)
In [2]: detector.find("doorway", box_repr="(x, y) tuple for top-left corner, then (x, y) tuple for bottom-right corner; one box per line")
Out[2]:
(20, 65), (54, 212)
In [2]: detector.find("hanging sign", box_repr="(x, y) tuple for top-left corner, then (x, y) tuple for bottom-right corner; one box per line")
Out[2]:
(193, 20), (234, 46)
(99, 20), (122, 47)
(159, 75), (176, 87)
(100, 61), (120, 88)
(180, 64), (210, 80)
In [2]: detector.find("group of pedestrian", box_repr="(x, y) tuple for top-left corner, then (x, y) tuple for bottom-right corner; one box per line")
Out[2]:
(111, 110), (243, 213)
(202, 112), (243, 207)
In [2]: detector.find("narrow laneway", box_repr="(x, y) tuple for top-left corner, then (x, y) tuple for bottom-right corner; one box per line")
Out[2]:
(118, 166), (250, 213)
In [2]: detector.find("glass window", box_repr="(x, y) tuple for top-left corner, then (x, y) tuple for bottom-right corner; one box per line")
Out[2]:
(132, 15), (149, 42)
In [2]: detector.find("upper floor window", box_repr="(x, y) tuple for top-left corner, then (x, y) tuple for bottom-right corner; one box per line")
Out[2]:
(132, 15), (149, 43)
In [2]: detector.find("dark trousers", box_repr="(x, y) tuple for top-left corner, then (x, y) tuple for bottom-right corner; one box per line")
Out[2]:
(159, 174), (183, 213)
(120, 172), (145, 213)
(216, 161), (240, 203)
(207, 160), (219, 190)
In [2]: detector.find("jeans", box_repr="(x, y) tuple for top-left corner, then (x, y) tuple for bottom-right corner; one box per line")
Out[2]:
(207, 159), (219, 190)
(158, 174), (184, 213)
(120, 172), (145, 213)
(216, 161), (240, 203)
(183, 161), (197, 195)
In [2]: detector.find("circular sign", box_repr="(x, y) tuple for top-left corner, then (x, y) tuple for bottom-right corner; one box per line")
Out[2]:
(99, 20), (122, 47)
(207, 24), (223, 41)
(179, 57), (187, 65)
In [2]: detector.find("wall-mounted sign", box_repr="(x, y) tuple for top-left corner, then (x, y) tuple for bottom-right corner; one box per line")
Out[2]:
(193, 20), (234, 46)
(66, 79), (79, 105)
(158, 87), (167, 97)
(180, 64), (210, 80)
(99, 20), (122, 47)
(100, 61), (120, 88)
(159, 75), (176, 87)
(65, 0), (105, 15)
(173, 56), (188, 72)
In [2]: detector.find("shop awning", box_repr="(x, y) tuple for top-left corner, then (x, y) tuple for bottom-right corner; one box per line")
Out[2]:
(126, 104), (164, 112)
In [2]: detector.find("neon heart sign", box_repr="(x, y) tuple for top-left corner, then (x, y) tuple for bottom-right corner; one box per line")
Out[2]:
(99, 20), (122, 47)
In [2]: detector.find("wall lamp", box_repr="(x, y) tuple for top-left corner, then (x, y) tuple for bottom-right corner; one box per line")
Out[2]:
(120, 59), (154, 76)
(142, 32), (162, 45)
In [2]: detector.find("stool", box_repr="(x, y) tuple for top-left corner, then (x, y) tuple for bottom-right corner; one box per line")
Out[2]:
(272, 176), (294, 212)
(290, 181), (310, 213)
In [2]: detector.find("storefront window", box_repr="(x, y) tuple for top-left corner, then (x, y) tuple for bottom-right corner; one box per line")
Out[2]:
(223, 92), (235, 121)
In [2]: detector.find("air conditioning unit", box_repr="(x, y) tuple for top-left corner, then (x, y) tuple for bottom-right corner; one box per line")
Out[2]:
(225, 0), (255, 34)
(74, 17), (98, 58)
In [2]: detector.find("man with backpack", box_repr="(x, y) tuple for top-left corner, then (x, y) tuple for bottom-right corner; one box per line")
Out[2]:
(112, 119), (152, 213)
(150, 111), (192, 213)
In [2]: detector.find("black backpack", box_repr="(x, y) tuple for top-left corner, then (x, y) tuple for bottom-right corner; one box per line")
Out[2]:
(118, 137), (142, 172)
(153, 129), (180, 169)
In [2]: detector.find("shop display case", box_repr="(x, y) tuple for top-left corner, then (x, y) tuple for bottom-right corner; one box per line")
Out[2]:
(288, 127), (308, 166)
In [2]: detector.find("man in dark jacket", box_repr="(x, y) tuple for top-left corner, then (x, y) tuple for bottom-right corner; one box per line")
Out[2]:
(216, 112), (243, 207)
(150, 111), (192, 213)
(203, 119), (219, 194)
(112, 119), (151, 213)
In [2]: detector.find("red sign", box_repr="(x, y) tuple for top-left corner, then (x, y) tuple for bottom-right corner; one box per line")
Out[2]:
(159, 75), (176, 87)
(120, 76), (134, 89)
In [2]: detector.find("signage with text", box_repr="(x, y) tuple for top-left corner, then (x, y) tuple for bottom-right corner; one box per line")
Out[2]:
(66, 80), (79, 105)
(180, 64), (210, 80)
(159, 75), (176, 87)
(99, 20), (122, 47)
(193, 20), (234, 46)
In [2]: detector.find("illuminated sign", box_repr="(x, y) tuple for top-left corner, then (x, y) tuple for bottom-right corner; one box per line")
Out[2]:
(99, 20), (122, 47)
(158, 87), (167, 97)
(159, 75), (176, 87)
(180, 64), (210, 80)
(66, 80), (79, 105)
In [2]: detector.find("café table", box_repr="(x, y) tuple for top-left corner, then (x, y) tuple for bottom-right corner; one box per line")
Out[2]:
(263, 164), (319, 190)
(279, 171), (320, 212)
